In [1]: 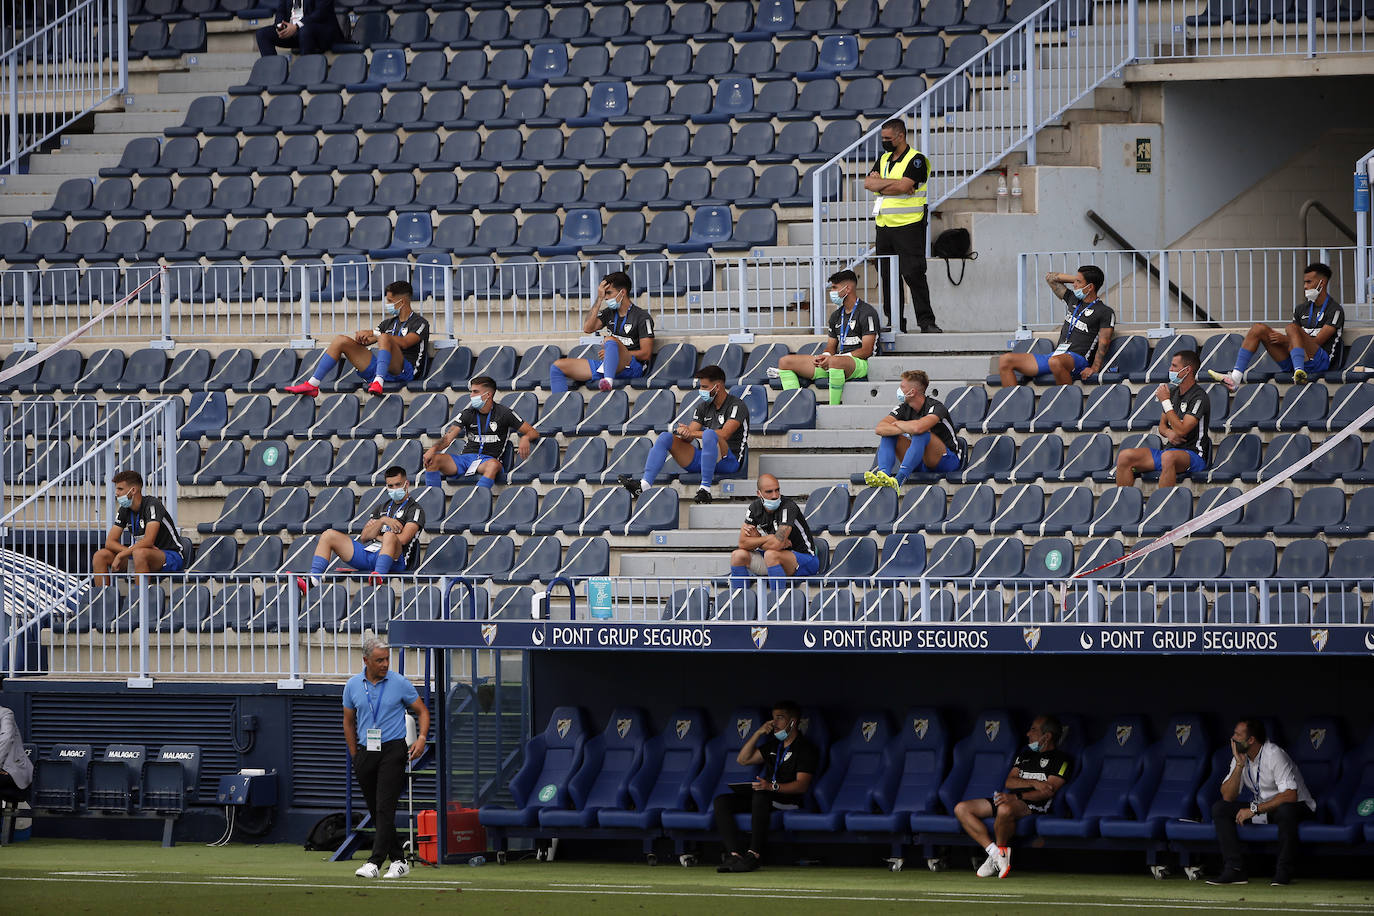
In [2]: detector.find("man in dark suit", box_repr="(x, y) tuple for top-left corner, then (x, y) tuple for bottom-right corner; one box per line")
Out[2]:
(256, 0), (342, 56)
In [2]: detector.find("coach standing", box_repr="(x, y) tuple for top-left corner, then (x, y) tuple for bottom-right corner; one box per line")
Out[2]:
(865, 118), (939, 334)
(343, 637), (429, 880)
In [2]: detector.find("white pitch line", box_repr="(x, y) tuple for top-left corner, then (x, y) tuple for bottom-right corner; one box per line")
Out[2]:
(6, 876), (1374, 913)
(548, 883), (651, 889)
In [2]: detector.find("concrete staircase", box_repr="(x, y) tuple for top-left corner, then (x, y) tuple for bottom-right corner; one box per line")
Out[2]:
(0, 26), (256, 219)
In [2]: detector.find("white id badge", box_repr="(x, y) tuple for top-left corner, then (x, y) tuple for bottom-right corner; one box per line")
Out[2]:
(1053, 343), (1070, 355)
(366, 727), (382, 752)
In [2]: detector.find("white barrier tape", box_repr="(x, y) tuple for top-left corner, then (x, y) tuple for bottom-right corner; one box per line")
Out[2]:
(1064, 382), (1374, 594)
(0, 267), (164, 386)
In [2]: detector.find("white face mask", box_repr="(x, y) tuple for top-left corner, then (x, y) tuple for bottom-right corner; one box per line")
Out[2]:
(829, 290), (845, 306)
(1304, 287), (1321, 303)
(896, 387), (909, 403)
(469, 395), (485, 410)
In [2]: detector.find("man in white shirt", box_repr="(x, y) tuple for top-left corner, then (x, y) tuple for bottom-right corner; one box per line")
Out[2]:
(0, 704), (33, 803)
(1206, 718), (1315, 887)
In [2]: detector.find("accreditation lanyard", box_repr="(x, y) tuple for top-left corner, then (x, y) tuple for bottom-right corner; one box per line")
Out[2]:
(1306, 295), (1328, 329)
(475, 409), (492, 453)
(839, 304), (857, 345)
(384, 496), (409, 523)
(772, 739), (790, 786)
(1246, 746), (1264, 798)
(364, 677), (387, 731)
(1065, 298), (1091, 336)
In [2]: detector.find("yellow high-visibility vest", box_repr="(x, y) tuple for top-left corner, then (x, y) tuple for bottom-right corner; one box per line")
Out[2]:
(875, 147), (929, 227)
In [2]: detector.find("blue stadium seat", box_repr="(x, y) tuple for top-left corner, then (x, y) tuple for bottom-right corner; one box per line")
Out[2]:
(475, 488), (538, 537)
(890, 485), (945, 534)
(1192, 486), (1243, 536)
(1202, 433), (1262, 482)
(1098, 715), (1210, 842)
(1230, 485), (1293, 535)
(1022, 386), (1081, 432)
(910, 709), (1018, 838)
(842, 488), (897, 535)
(1038, 716), (1148, 840)
(954, 434), (1014, 484)
(197, 487), (265, 535)
(481, 707), (588, 836)
(1005, 433), (1063, 482)
(537, 707), (647, 832)
(1086, 486), (1142, 537)
(978, 484), (1044, 535)
(1131, 486), (1191, 537)
(924, 536), (975, 580)
(974, 536), (1025, 580)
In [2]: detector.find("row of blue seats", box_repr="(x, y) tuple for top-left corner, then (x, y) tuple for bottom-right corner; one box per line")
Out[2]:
(479, 705), (1373, 856)
(2, 209), (778, 269)
(998, 333), (1374, 386)
(27, 743), (201, 820)
(1189, 0), (1374, 25)
(127, 19), (206, 59)
(230, 35), (1012, 105)
(40, 163), (819, 225)
(0, 342), (801, 397)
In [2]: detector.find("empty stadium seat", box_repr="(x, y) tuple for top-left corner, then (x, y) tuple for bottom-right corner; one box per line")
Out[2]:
(481, 706), (588, 838)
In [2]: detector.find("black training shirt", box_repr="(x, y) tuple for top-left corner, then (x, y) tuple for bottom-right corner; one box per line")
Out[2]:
(596, 303), (654, 354)
(366, 495), (425, 569)
(1011, 747), (1073, 784)
(890, 395), (958, 453)
(1291, 295), (1344, 358)
(745, 496), (817, 557)
(448, 402), (526, 458)
(826, 299), (881, 355)
(757, 734), (820, 796)
(693, 392), (750, 458)
(1168, 382), (1211, 463)
(376, 311), (431, 377)
(116, 496), (186, 555)
(1054, 290), (1115, 362)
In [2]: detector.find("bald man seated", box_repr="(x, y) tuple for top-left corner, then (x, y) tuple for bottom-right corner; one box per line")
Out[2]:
(728, 475), (821, 589)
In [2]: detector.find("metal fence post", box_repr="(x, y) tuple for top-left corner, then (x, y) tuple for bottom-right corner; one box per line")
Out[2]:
(6, 52), (17, 175)
(1024, 16), (1037, 166)
(290, 265), (313, 348)
(1127, 0), (1138, 61)
(117, 0), (129, 93)
(811, 166), (824, 337)
(155, 266), (174, 349)
(128, 573), (153, 687)
(736, 258), (749, 339)
(1015, 253), (1032, 339)
(279, 581), (304, 689)
(1306, 0), (1316, 57)
(441, 263), (456, 347)
(18, 276), (36, 351)
(161, 399), (178, 520)
(1156, 250), (1171, 335)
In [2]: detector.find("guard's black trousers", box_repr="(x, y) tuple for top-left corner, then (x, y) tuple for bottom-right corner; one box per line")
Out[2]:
(875, 220), (935, 331)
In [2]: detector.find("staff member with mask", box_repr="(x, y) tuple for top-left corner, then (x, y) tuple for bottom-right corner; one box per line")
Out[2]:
(1207, 718), (1315, 887)
(770, 269), (881, 406)
(865, 119), (938, 333)
(712, 700), (819, 874)
(728, 474), (820, 588)
(342, 637), (430, 879)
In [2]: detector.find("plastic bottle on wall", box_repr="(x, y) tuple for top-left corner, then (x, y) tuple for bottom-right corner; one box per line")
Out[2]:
(1010, 172), (1023, 213)
(996, 172), (1009, 214)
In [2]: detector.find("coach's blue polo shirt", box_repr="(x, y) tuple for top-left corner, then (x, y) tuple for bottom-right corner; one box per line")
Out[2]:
(343, 670), (418, 744)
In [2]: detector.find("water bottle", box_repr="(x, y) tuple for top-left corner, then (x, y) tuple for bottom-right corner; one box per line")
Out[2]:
(995, 172), (1009, 214)
(468, 855), (486, 866)
(1010, 172), (1023, 213)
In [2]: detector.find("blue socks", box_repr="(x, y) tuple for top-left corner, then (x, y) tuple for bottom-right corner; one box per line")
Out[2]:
(310, 555), (328, 577)
(766, 564), (787, 590)
(476, 475), (494, 489)
(425, 470), (443, 488)
(601, 339), (620, 379)
(896, 432), (931, 484)
(1287, 349), (1305, 371)
(309, 353), (337, 385)
(875, 436), (898, 474)
(373, 552), (394, 576)
(1233, 346), (1255, 374)
(643, 431), (674, 486)
(549, 364), (569, 393)
(730, 566), (750, 590)
(367, 350), (389, 381)
(699, 429), (720, 486)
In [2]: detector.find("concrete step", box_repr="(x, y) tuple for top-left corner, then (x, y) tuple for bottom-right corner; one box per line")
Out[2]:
(0, 174), (68, 196)
(686, 505), (743, 529)
(617, 553), (719, 578)
(27, 151), (121, 175)
(759, 453), (873, 478)
(159, 66), (253, 94)
(816, 404), (892, 429)
(92, 110), (182, 133)
(124, 91), (207, 113)
(57, 134), (138, 154)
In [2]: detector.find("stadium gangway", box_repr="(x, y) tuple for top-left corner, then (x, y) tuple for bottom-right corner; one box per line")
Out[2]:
(0, 253), (899, 347)
(1015, 245), (1364, 336)
(1, 0), (128, 174)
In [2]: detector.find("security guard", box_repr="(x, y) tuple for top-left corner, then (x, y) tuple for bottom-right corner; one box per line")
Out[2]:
(865, 118), (940, 334)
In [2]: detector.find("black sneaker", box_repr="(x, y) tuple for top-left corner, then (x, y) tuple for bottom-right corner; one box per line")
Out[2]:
(920, 324), (944, 333)
(693, 488), (713, 504)
(618, 474), (642, 498)
(1205, 871), (1248, 886)
(1271, 875), (1291, 887)
(717, 852), (741, 874)
(729, 852), (760, 873)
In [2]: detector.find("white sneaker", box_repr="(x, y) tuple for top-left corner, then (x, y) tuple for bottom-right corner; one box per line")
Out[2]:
(998, 847), (1012, 879)
(765, 367), (781, 379)
(383, 859), (410, 879)
(976, 853), (1000, 877)
(355, 862), (381, 878)
(1207, 369), (1237, 393)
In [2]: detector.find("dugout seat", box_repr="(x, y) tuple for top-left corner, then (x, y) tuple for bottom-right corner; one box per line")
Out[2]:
(480, 706), (588, 839)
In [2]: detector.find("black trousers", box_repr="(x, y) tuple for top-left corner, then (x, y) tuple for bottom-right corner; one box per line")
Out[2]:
(875, 220), (934, 330)
(1212, 798), (1310, 877)
(713, 790), (789, 858)
(256, 22), (336, 56)
(0, 773), (29, 804)
(355, 739), (408, 866)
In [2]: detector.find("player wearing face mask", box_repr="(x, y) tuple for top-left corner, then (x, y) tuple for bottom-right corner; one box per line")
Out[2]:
(770, 269), (880, 406)
(712, 701), (819, 874)
(286, 281), (429, 398)
(92, 470), (190, 587)
(954, 715), (1071, 880)
(298, 466), (425, 592)
(549, 271), (655, 393)
(727, 474), (819, 587)
(1209, 261), (1344, 389)
(864, 368), (963, 489)
(620, 365), (748, 504)
(999, 266), (1114, 386)
(423, 375), (539, 490)
(1114, 349), (1211, 488)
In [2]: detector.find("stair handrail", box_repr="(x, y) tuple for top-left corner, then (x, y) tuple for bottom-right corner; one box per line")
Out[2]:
(1355, 148), (1373, 305)
(810, 0), (1139, 301)
(1085, 209), (1215, 327)
(1299, 199), (1357, 248)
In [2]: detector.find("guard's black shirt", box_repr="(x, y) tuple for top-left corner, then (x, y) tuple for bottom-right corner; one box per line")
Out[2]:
(1054, 290), (1115, 363)
(744, 496), (817, 557)
(890, 395), (958, 453)
(449, 403), (526, 459)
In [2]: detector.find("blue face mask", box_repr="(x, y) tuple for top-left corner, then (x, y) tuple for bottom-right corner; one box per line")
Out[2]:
(774, 728), (789, 741)
(698, 387), (714, 403)
(829, 290), (844, 306)
(387, 487), (407, 502)
(762, 497), (781, 511)
(897, 388), (909, 403)
(469, 395), (485, 410)
(1028, 740), (1043, 752)
(1072, 287), (1087, 301)
(116, 494), (132, 509)
(382, 303), (398, 317)
(1168, 370), (1184, 386)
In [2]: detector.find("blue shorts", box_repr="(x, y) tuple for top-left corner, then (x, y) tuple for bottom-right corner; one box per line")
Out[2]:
(1034, 351), (1089, 378)
(1300, 349), (1330, 374)
(447, 451), (502, 478)
(755, 550), (821, 577)
(926, 447), (961, 473)
(347, 539), (407, 574)
(356, 359), (415, 383)
(1150, 448), (1207, 475)
(681, 449), (741, 477)
(590, 354), (645, 380)
(161, 550), (184, 573)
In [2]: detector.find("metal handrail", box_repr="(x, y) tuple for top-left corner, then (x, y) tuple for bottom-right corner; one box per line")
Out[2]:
(1299, 199), (1357, 248)
(1085, 209), (1214, 327)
